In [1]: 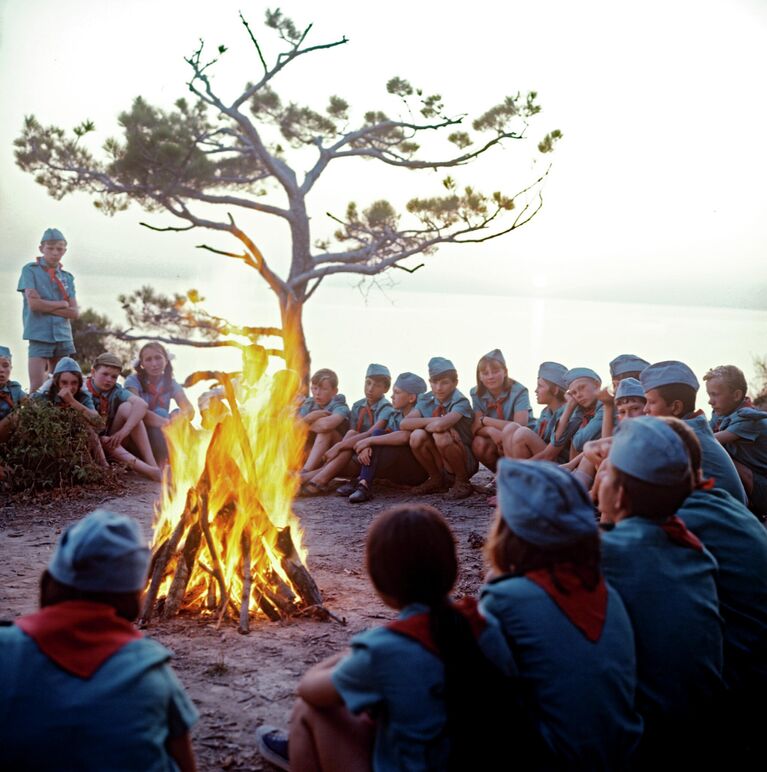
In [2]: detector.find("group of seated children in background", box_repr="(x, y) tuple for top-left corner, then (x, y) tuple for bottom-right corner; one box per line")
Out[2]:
(297, 350), (767, 523)
(0, 342), (190, 484)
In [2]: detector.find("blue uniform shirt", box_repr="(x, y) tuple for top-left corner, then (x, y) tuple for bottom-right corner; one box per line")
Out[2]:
(684, 413), (747, 503)
(298, 393), (351, 422)
(385, 407), (417, 432)
(0, 380), (26, 420)
(601, 517), (724, 732)
(85, 378), (133, 434)
(350, 395), (394, 433)
(0, 626), (198, 771)
(33, 380), (96, 411)
(470, 381), (534, 424)
(17, 261), (77, 343)
(415, 388), (474, 448)
(712, 404), (767, 476)
(332, 603), (512, 772)
(677, 488), (767, 691)
(480, 577), (642, 770)
(124, 374), (185, 416)
(570, 402), (605, 453)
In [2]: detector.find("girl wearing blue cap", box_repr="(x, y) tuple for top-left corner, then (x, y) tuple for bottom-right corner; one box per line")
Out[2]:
(481, 459), (642, 769)
(469, 349), (533, 473)
(0, 346), (27, 445)
(257, 503), (519, 771)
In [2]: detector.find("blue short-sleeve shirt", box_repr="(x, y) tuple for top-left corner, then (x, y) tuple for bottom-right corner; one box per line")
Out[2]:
(86, 378), (133, 434)
(17, 261), (77, 343)
(415, 388), (474, 448)
(570, 402), (605, 453)
(299, 393), (351, 420)
(713, 405), (767, 476)
(480, 577), (642, 769)
(124, 374), (185, 416)
(470, 381), (534, 424)
(0, 381), (27, 420)
(350, 395), (394, 433)
(0, 626), (198, 771)
(33, 380), (96, 411)
(600, 517), (724, 732)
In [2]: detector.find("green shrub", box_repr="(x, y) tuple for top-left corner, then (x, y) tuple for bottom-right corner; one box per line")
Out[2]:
(0, 400), (108, 492)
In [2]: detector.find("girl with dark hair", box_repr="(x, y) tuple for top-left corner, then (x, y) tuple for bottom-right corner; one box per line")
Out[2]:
(257, 504), (520, 772)
(482, 459), (642, 771)
(124, 343), (194, 462)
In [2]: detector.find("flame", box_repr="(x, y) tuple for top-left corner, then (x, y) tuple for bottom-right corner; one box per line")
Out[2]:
(150, 343), (309, 618)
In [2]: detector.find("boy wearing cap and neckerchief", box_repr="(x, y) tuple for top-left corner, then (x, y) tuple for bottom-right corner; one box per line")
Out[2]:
(400, 357), (477, 499)
(641, 360), (747, 505)
(0, 346), (27, 445)
(0, 509), (198, 770)
(88, 352), (162, 482)
(481, 460), (643, 770)
(598, 417), (725, 767)
(17, 228), (79, 392)
(704, 364), (767, 522)
(502, 361), (571, 463)
(299, 364), (393, 496)
(349, 372), (430, 503)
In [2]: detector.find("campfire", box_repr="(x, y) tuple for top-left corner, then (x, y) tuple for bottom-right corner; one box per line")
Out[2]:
(139, 344), (325, 632)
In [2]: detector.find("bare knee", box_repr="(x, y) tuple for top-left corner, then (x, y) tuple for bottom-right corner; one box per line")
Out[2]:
(433, 431), (453, 450)
(410, 429), (429, 449)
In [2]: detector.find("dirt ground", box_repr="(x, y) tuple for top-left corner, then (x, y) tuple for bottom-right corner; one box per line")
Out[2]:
(0, 470), (496, 771)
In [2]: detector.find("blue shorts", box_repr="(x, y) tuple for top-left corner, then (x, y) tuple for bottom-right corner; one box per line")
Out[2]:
(28, 340), (75, 359)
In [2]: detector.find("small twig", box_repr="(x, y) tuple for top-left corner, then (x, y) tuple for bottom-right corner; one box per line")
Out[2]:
(139, 221), (195, 233)
(392, 262), (425, 274)
(239, 11), (268, 73)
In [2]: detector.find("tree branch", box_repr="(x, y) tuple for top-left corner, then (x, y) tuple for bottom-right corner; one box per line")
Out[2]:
(139, 221), (196, 233)
(239, 11), (268, 74)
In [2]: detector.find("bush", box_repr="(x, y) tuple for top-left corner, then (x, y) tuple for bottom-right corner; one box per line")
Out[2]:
(0, 400), (108, 492)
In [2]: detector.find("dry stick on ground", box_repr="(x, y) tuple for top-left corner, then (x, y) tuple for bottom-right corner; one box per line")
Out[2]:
(238, 532), (252, 634)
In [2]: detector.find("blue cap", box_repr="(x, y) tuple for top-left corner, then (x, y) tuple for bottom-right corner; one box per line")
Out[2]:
(565, 367), (601, 387)
(609, 416), (690, 486)
(365, 363), (391, 379)
(640, 361), (699, 392)
(0, 346), (11, 361)
(496, 459), (597, 548)
(394, 372), (427, 395)
(538, 361), (568, 391)
(609, 354), (650, 378)
(615, 377), (646, 401)
(41, 228), (66, 243)
(53, 357), (82, 376)
(48, 509), (150, 592)
(480, 349), (506, 367)
(428, 357), (456, 379)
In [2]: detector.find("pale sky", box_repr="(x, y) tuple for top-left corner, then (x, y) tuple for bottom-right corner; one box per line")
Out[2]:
(1, 0), (766, 312)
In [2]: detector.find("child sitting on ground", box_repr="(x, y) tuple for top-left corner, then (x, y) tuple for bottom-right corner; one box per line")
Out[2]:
(124, 343), (194, 464)
(256, 503), (517, 771)
(705, 364), (767, 522)
(0, 346), (27, 445)
(86, 352), (161, 482)
(298, 368), (351, 478)
(609, 354), (650, 390)
(347, 372), (430, 503)
(554, 367), (605, 469)
(299, 365), (393, 496)
(469, 349), (533, 472)
(0, 509), (198, 770)
(401, 357), (477, 499)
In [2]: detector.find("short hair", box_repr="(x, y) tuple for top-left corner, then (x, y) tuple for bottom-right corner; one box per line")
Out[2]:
(40, 570), (139, 622)
(431, 369), (458, 384)
(616, 396), (646, 407)
(703, 365), (747, 396)
(541, 378), (566, 401)
(612, 467), (691, 521)
(615, 371), (643, 382)
(366, 504), (456, 606)
(368, 374), (391, 390)
(655, 383), (697, 416)
(310, 368), (338, 388)
(657, 416), (703, 477)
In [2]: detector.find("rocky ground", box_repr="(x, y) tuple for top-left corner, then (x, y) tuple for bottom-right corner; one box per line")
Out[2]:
(0, 470), (496, 771)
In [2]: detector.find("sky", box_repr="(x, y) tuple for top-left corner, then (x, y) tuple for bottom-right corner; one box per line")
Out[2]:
(0, 0), (766, 393)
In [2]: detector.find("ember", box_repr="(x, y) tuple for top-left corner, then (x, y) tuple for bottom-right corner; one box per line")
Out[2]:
(139, 344), (324, 632)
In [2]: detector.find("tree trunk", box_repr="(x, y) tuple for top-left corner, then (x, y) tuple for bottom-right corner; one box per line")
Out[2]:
(279, 294), (310, 389)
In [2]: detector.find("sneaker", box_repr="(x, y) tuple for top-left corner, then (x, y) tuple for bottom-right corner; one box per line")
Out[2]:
(335, 478), (358, 497)
(349, 482), (372, 503)
(446, 480), (474, 500)
(256, 725), (290, 770)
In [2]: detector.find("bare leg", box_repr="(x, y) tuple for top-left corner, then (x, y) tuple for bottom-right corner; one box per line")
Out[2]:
(500, 421), (524, 456)
(87, 429), (109, 468)
(434, 431), (469, 482)
(509, 426), (547, 459)
(289, 698), (373, 772)
(409, 429), (442, 481)
(732, 459), (754, 497)
(472, 435), (499, 471)
(303, 431), (340, 476)
(143, 411), (169, 429)
(573, 456), (597, 491)
(104, 439), (162, 482)
(111, 402), (159, 466)
(310, 451), (357, 487)
(28, 356), (48, 393)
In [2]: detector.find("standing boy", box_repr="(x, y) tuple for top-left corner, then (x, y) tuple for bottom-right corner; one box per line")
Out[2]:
(704, 364), (767, 521)
(17, 228), (79, 391)
(400, 357), (477, 499)
(0, 347), (27, 445)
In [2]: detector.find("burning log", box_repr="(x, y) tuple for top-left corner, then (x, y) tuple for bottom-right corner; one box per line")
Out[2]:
(276, 526), (323, 607)
(238, 534), (252, 634)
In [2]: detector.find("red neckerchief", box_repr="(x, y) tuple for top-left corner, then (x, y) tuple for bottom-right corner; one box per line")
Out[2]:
(85, 377), (110, 418)
(145, 380), (171, 412)
(660, 515), (703, 551)
(579, 407), (596, 429)
(16, 601), (141, 678)
(356, 404), (374, 433)
(485, 392), (508, 420)
(387, 597), (487, 656)
(537, 417), (549, 438)
(432, 404), (447, 418)
(36, 257), (70, 301)
(0, 389), (15, 412)
(526, 563), (607, 643)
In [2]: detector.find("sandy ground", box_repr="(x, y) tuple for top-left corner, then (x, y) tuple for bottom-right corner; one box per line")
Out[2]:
(0, 470), (495, 771)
